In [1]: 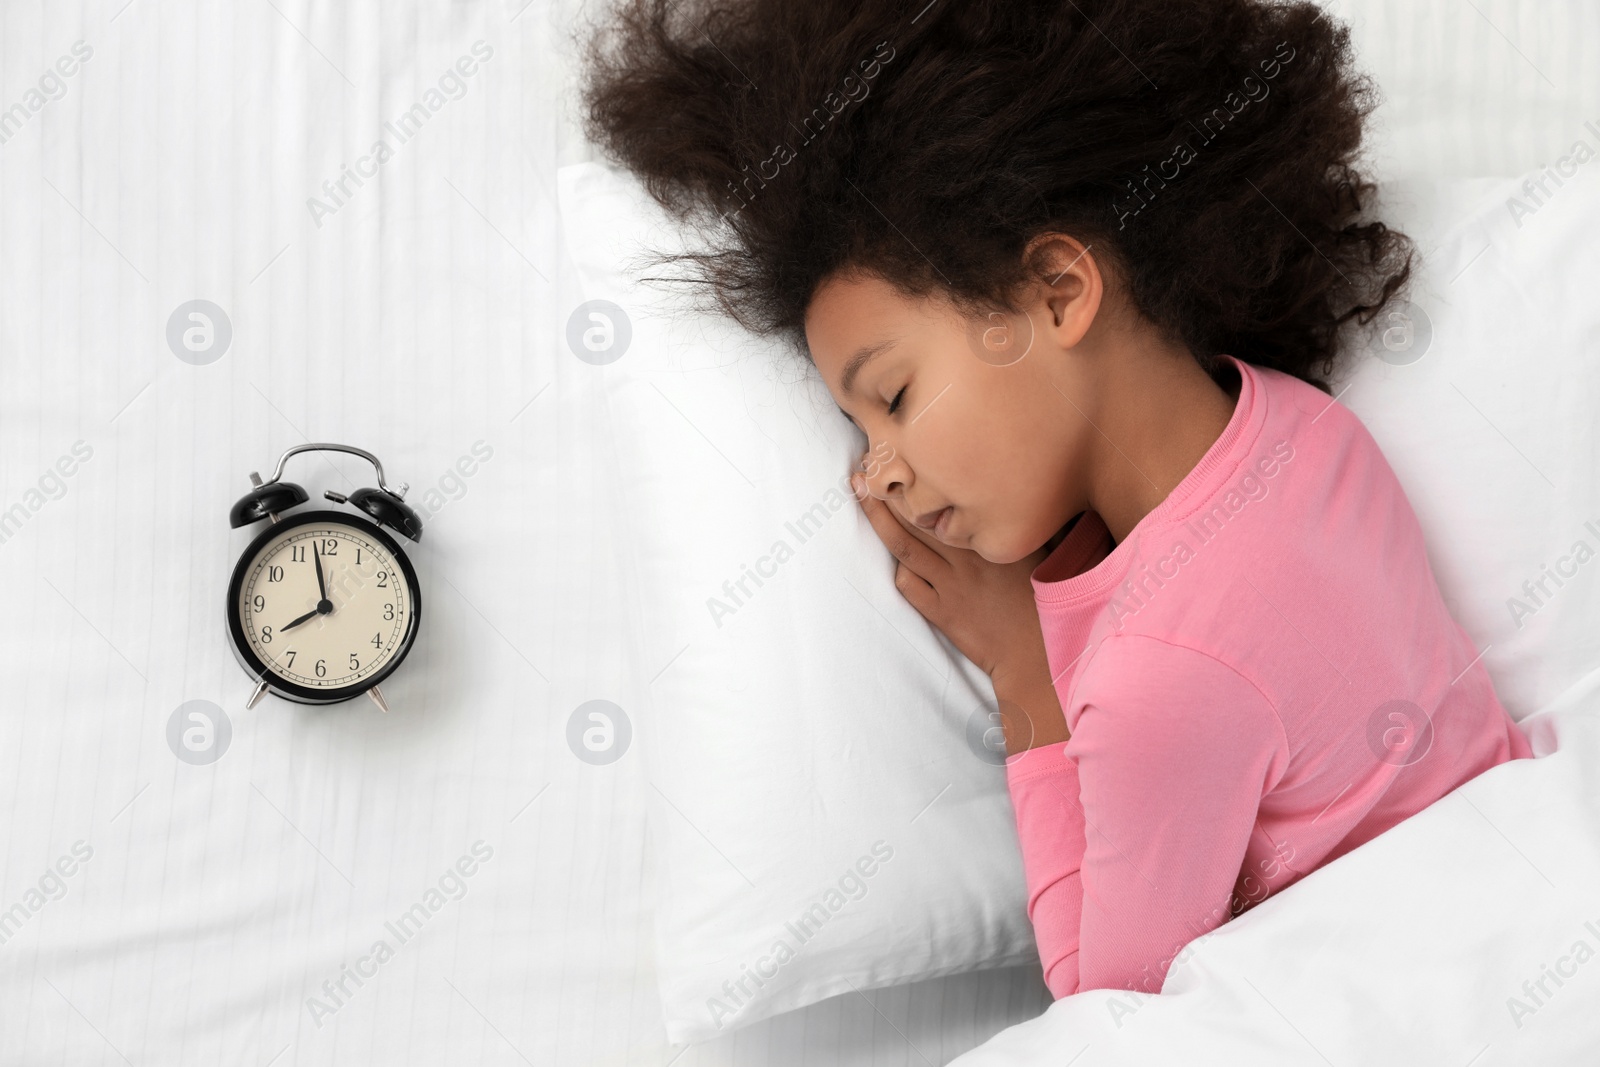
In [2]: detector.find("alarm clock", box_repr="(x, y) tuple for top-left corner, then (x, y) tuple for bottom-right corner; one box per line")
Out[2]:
(226, 443), (423, 712)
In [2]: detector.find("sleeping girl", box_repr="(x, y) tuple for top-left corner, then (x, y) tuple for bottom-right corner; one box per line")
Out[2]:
(580, 0), (1533, 997)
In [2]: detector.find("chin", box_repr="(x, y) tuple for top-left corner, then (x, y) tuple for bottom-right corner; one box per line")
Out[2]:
(970, 535), (1021, 565)
(972, 526), (1051, 566)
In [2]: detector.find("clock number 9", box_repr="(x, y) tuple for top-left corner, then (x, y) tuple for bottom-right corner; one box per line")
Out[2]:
(253, 595), (265, 612)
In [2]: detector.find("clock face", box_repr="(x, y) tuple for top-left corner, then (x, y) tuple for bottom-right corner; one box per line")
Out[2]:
(230, 513), (418, 698)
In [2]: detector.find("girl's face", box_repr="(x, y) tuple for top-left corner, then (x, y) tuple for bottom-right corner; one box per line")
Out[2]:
(806, 260), (1105, 566)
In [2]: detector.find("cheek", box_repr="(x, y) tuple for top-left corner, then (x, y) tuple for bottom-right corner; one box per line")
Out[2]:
(944, 374), (1073, 548)
(910, 396), (998, 496)
(937, 384), (1036, 494)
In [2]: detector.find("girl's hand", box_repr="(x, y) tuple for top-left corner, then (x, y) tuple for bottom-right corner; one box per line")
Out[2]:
(850, 472), (1050, 682)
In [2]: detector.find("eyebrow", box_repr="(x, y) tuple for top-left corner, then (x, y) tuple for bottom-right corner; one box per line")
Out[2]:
(840, 338), (898, 398)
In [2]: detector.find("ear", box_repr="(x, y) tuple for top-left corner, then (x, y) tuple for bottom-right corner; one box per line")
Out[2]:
(1021, 233), (1104, 350)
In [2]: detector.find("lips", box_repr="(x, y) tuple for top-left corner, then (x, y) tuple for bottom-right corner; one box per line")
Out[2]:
(914, 505), (953, 533)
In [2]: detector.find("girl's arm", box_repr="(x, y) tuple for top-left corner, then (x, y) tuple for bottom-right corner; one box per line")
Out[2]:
(992, 653), (1071, 752)
(1001, 634), (1289, 998)
(843, 480), (1287, 995)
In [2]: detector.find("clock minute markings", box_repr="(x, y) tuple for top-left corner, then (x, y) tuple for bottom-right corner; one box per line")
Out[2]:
(249, 528), (401, 701)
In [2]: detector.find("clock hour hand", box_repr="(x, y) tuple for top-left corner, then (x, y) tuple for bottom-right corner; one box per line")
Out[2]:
(281, 607), (320, 632)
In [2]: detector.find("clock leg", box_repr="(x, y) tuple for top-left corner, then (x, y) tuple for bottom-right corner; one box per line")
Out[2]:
(247, 679), (270, 709)
(367, 685), (390, 713)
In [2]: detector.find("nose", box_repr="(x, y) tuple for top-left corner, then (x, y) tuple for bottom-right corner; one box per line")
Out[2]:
(857, 443), (906, 499)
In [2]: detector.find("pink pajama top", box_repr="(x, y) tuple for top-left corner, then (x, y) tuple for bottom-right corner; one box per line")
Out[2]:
(1007, 353), (1532, 999)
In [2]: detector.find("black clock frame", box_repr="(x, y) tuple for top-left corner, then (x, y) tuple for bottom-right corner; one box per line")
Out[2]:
(226, 508), (422, 705)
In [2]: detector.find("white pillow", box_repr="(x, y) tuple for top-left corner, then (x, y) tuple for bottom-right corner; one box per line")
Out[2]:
(557, 162), (1040, 1044)
(1336, 166), (1600, 720)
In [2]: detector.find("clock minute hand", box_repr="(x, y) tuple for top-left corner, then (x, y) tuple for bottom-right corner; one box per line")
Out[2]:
(313, 540), (328, 602)
(281, 607), (320, 632)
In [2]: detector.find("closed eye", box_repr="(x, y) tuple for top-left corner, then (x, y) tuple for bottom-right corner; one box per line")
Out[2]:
(887, 385), (907, 416)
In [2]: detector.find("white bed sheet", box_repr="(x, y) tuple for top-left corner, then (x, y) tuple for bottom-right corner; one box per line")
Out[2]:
(0, 0), (1594, 1064)
(0, 1), (1046, 1064)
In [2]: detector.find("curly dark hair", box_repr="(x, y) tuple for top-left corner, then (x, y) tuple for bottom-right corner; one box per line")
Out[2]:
(578, 0), (1415, 395)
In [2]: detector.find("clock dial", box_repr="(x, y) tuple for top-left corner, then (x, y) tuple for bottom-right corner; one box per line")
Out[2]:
(237, 521), (412, 691)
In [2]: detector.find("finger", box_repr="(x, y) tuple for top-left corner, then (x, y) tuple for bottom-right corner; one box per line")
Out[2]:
(871, 491), (953, 562)
(851, 475), (951, 577)
(894, 561), (937, 613)
(849, 471), (934, 549)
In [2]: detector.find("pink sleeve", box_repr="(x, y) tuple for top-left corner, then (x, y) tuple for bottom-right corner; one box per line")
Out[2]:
(1003, 635), (1287, 998)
